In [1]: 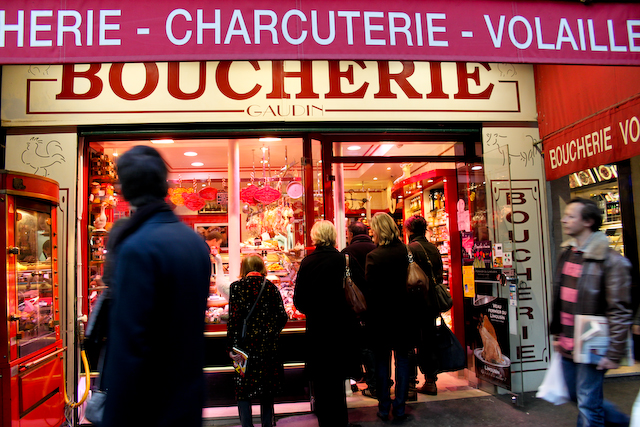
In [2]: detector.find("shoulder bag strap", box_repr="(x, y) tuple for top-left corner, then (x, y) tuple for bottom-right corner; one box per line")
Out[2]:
(246, 276), (268, 321)
(241, 276), (268, 340)
(344, 254), (351, 277)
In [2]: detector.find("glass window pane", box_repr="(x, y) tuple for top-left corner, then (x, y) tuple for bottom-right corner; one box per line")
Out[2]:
(15, 208), (56, 358)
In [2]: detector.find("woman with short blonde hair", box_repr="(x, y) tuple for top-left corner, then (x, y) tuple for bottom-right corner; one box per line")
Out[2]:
(310, 220), (337, 247)
(294, 220), (361, 427)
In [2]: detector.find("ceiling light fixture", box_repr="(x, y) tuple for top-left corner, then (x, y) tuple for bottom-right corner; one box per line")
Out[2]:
(151, 139), (174, 144)
(347, 145), (361, 151)
(191, 162), (204, 167)
(373, 177), (378, 180)
(472, 165), (483, 171)
(184, 151), (198, 157)
(386, 167), (391, 170)
(259, 137), (282, 142)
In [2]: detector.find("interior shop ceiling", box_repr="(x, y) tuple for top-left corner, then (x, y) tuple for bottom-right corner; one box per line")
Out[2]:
(98, 138), (457, 191)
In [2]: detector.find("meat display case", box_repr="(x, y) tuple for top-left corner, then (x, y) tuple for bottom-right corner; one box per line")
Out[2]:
(0, 171), (65, 427)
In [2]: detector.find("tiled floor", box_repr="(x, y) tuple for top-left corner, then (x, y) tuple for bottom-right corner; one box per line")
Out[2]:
(202, 370), (486, 423)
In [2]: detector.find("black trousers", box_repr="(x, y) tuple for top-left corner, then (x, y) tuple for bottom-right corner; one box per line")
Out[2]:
(310, 371), (348, 427)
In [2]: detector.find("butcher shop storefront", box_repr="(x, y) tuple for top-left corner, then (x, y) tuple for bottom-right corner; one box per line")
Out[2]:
(1, 1), (639, 426)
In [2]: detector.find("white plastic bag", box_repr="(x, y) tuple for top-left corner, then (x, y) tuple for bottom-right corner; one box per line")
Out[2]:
(536, 352), (570, 405)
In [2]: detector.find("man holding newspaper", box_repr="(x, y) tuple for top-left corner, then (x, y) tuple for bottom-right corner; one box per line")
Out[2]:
(551, 197), (633, 427)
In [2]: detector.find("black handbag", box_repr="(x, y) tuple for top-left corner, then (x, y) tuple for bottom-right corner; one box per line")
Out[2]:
(435, 316), (466, 373)
(344, 254), (367, 314)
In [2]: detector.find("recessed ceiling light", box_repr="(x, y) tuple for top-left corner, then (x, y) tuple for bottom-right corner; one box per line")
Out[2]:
(191, 162), (204, 167)
(184, 151), (198, 157)
(427, 179), (434, 183)
(259, 137), (282, 142)
(398, 195), (403, 199)
(151, 139), (174, 144)
(386, 167), (391, 170)
(373, 177), (378, 180)
(472, 165), (483, 170)
(443, 179), (447, 182)
(347, 145), (361, 151)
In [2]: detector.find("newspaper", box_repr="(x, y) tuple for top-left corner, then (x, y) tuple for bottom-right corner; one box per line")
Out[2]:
(573, 315), (633, 366)
(232, 346), (249, 376)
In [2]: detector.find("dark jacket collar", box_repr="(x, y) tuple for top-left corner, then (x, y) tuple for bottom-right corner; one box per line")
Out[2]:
(350, 234), (373, 244)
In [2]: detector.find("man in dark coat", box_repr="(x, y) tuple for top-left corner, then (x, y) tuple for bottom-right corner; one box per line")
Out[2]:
(405, 214), (444, 395)
(341, 221), (377, 397)
(102, 146), (211, 427)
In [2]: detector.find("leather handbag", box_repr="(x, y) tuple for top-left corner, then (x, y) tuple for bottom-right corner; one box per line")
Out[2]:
(344, 254), (367, 314)
(406, 245), (430, 298)
(435, 316), (466, 373)
(412, 242), (453, 313)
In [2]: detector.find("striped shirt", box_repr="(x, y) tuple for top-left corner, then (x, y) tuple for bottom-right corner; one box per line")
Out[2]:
(558, 247), (585, 358)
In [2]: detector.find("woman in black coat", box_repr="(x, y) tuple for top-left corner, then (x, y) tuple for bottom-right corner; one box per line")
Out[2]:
(294, 220), (361, 427)
(227, 255), (288, 427)
(365, 212), (414, 421)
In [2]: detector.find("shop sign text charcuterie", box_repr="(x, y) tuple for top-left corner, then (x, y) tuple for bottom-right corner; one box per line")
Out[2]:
(1, 0), (639, 66)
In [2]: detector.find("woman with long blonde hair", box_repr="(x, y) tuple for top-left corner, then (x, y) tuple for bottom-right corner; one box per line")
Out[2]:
(365, 212), (414, 421)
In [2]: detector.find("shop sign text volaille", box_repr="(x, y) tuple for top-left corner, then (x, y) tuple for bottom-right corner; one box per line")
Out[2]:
(1, 1), (639, 65)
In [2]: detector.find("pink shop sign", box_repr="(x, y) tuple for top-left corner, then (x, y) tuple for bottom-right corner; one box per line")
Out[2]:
(1, 0), (640, 65)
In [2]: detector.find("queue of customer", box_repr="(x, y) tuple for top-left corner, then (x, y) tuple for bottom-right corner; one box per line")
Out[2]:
(86, 148), (442, 427)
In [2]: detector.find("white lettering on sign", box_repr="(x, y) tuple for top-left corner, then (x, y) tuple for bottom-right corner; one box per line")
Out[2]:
(619, 116), (640, 145)
(484, 15), (640, 52)
(0, 9), (120, 47)
(548, 125), (612, 170)
(0, 4), (639, 65)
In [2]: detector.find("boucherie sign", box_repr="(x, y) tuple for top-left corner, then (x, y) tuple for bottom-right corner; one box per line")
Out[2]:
(544, 98), (640, 180)
(0, 0), (639, 65)
(0, 61), (536, 125)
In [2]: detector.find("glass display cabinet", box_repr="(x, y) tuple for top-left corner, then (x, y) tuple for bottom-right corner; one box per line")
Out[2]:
(1, 170), (65, 427)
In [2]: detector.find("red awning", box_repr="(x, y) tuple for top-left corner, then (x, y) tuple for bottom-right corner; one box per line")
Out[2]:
(543, 96), (640, 181)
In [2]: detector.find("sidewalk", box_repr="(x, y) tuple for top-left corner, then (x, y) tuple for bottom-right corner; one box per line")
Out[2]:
(205, 374), (640, 427)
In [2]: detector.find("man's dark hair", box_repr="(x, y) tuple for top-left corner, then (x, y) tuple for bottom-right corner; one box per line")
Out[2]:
(568, 197), (603, 232)
(404, 214), (427, 236)
(117, 146), (168, 207)
(206, 230), (223, 241)
(348, 221), (369, 236)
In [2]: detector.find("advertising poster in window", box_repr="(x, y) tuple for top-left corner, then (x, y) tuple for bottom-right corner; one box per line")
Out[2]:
(474, 297), (511, 390)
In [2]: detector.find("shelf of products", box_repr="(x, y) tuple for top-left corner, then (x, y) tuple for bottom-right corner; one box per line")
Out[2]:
(15, 263), (55, 351)
(204, 243), (306, 326)
(86, 149), (119, 319)
(571, 173), (623, 255)
(427, 200), (451, 287)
